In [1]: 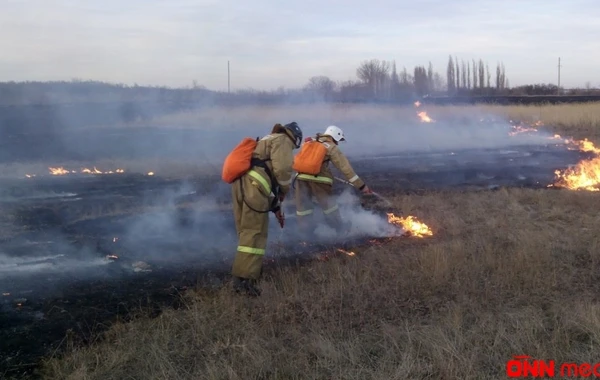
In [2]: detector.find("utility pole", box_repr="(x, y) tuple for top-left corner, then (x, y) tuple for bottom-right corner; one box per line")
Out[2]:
(227, 61), (230, 94)
(557, 57), (561, 95)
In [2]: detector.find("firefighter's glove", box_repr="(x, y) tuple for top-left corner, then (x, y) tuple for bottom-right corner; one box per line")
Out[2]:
(275, 209), (285, 228)
(272, 204), (281, 214)
(361, 185), (374, 195)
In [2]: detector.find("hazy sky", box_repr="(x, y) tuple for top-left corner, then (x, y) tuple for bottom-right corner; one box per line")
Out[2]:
(2, 0), (599, 91)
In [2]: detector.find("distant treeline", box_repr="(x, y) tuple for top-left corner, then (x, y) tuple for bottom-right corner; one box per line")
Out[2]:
(1, 56), (599, 108)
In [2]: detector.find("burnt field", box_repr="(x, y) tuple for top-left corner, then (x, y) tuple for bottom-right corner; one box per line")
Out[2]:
(0, 129), (592, 378)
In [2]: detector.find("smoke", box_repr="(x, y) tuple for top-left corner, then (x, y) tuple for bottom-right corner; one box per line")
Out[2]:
(0, 87), (568, 297)
(0, 233), (116, 291)
(0, 85), (561, 178)
(118, 181), (238, 266)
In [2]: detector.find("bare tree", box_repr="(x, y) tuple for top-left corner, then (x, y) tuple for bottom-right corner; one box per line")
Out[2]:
(413, 65), (429, 96)
(447, 55), (455, 94)
(433, 72), (445, 92)
(467, 61), (471, 89)
(390, 61), (400, 99)
(496, 63), (501, 89)
(461, 60), (467, 89)
(486, 62), (491, 88)
(455, 55), (460, 90)
(427, 62), (434, 92)
(478, 59), (485, 89)
(472, 59), (478, 89)
(305, 76), (336, 100)
(356, 59), (390, 98)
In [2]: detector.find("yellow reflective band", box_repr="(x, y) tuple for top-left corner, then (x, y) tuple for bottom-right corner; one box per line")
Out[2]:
(323, 204), (339, 214)
(349, 175), (359, 182)
(248, 169), (271, 194)
(237, 246), (266, 255)
(296, 209), (313, 216)
(297, 174), (333, 184)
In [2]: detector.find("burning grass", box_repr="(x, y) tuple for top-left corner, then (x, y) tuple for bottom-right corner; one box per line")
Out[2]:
(39, 187), (600, 379)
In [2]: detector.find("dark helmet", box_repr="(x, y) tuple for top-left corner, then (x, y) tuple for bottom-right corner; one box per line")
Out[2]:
(284, 122), (303, 149)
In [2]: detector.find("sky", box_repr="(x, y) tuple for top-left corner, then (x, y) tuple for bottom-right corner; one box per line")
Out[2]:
(1, 0), (599, 91)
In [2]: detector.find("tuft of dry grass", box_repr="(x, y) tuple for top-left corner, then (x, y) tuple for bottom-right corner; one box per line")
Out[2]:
(40, 187), (600, 380)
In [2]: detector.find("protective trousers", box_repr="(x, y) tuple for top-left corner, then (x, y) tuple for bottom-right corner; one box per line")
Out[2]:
(231, 172), (270, 280)
(294, 179), (343, 234)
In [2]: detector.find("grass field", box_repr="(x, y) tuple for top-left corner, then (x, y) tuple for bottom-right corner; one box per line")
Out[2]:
(132, 101), (600, 139)
(36, 102), (600, 379)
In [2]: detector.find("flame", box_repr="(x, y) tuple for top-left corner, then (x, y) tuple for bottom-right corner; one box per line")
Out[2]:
(553, 158), (600, 191)
(575, 138), (600, 154)
(49, 167), (73, 175)
(112, 237), (118, 243)
(549, 135), (600, 191)
(2, 293), (9, 296)
(147, 172), (154, 176)
(48, 167), (125, 176)
(337, 248), (356, 256)
(508, 125), (538, 136)
(407, 102), (600, 192)
(106, 254), (119, 260)
(417, 111), (434, 123)
(387, 213), (433, 237)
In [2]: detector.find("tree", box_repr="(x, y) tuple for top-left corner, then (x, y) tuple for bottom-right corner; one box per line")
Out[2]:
(427, 62), (434, 92)
(472, 59), (478, 89)
(356, 59), (391, 98)
(433, 72), (445, 92)
(496, 63), (501, 89)
(461, 60), (467, 89)
(447, 55), (455, 94)
(478, 59), (485, 89)
(305, 76), (336, 100)
(455, 55), (460, 90)
(413, 65), (429, 96)
(467, 61), (471, 89)
(390, 61), (400, 99)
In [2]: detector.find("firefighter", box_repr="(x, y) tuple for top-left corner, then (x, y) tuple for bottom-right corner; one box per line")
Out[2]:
(293, 125), (372, 238)
(230, 122), (303, 297)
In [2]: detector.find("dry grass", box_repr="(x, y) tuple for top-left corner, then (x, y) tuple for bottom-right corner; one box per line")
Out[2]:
(3, 102), (600, 179)
(16, 102), (600, 379)
(40, 187), (600, 380)
(126, 102), (600, 139)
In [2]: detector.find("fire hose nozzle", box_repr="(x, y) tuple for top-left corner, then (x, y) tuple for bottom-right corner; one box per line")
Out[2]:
(333, 176), (392, 206)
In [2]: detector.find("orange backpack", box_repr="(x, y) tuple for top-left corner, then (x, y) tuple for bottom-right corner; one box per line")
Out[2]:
(222, 137), (258, 183)
(293, 139), (327, 175)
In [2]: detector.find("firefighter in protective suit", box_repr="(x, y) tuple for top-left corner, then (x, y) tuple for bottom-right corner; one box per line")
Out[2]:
(293, 125), (372, 238)
(231, 122), (303, 297)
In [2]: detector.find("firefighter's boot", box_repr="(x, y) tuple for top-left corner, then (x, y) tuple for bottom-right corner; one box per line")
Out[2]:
(232, 276), (262, 297)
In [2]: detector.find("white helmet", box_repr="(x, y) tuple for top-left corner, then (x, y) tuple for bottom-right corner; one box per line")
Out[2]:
(323, 125), (345, 142)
